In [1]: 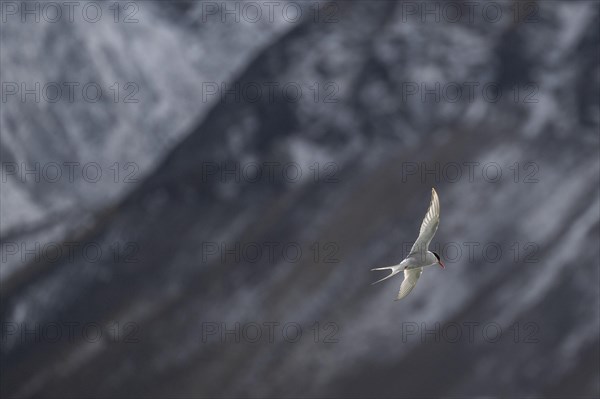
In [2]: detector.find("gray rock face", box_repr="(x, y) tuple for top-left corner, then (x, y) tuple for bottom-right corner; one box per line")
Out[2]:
(1, 1), (599, 397)
(0, 0), (292, 281)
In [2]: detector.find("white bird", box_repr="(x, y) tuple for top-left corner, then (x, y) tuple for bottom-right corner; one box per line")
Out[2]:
(371, 187), (444, 300)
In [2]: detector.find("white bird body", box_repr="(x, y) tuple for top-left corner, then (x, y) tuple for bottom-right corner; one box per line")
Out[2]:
(371, 188), (443, 300)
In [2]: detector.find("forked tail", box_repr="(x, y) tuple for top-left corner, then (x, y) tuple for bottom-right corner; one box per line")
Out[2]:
(370, 265), (403, 285)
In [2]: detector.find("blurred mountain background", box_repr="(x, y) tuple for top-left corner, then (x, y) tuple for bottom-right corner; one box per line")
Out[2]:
(1, 1), (599, 397)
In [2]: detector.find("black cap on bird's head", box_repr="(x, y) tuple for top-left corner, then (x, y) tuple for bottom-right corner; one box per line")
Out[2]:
(432, 251), (445, 269)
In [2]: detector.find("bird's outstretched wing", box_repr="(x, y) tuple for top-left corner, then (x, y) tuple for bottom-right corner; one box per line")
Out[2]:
(409, 188), (440, 257)
(396, 269), (423, 300)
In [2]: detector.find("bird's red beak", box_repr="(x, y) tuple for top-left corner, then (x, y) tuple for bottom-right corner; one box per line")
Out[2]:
(439, 261), (445, 269)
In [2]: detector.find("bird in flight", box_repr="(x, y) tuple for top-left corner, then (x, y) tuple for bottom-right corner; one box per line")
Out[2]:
(371, 187), (444, 300)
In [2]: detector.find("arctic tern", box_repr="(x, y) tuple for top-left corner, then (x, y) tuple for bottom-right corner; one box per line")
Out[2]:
(371, 187), (444, 300)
